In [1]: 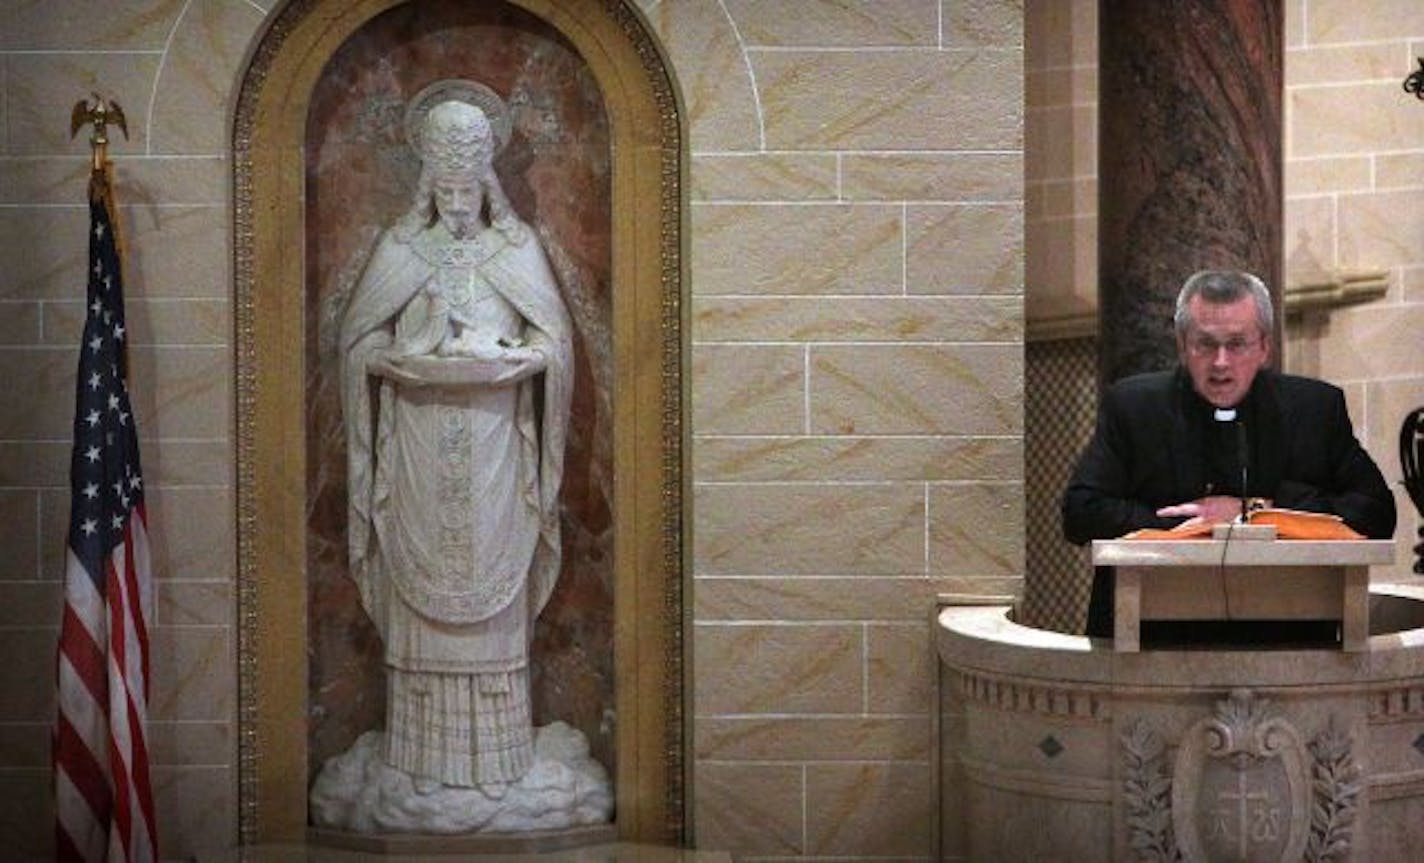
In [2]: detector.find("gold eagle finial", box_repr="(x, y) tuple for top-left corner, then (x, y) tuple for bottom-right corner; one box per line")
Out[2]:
(70, 93), (128, 172)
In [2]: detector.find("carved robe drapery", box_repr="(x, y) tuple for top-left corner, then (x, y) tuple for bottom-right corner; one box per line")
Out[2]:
(339, 218), (572, 785)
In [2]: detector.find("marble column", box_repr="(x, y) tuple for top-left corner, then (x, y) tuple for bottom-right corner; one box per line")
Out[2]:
(1097, 0), (1282, 384)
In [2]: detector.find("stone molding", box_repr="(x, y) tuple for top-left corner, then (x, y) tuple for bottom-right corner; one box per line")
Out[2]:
(953, 668), (1110, 721)
(1366, 684), (1424, 719)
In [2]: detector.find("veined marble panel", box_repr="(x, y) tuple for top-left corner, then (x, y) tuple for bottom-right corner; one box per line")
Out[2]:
(1317, 304), (1424, 380)
(906, 203), (1024, 294)
(148, 624), (232, 721)
(753, 49), (1022, 150)
(691, 343), (805, 434)
(690, 153), (837, 202)
(1284, 155), (1371, 196)
(1286, 42), (1404, 87)
(0, 582), (57, 626)
(691, 203), (902, 295)
(6, 53), (159, 155)
(841, 152), (1023, 202)
(942, 0), (1023, 49)
(725, 0), (936, 47)
(696, 575), (1023, 623)
(1377, 153), (1424, 190)
(1339, 189), (1424, 269)
(0, 0), (185, 49)
(0, 490), (40, 582)
(694, 622), (863, 715)
(43, 298), (231, 347)
(805, 763), (934, 855)
(696, 715), (930, 761)
(866, 622), (935, 713)
(928, 482), (1026, 577)
(693, 435), (1021, 483)
(640, 0), (758, 150)
(1290, 85), (1424, 157)
(694, 482), (925, 576)
(693, 295), (1021, 343)
(0, 155), (227, 205)
(148, 0), (265, 153)
(695, 763), (803, 857)
(1306, 0), (1423, 43)
(809, 343), (1023, 435)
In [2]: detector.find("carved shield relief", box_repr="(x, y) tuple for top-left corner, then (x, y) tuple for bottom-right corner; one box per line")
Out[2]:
(1171, 689), (1311, 862)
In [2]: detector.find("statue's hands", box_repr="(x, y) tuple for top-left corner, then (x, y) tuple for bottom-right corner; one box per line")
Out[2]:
(1156, 494), (1251, 524)
(479, 344), (547, 384)
(368, 346), (545, 387)
(367, 351), (428, 386)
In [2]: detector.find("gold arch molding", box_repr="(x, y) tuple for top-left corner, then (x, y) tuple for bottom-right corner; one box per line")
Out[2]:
(232, 0), (687, 844)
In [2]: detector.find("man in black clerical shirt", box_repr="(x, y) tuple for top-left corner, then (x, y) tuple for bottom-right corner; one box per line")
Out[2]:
(1062, 270), (1396, 640)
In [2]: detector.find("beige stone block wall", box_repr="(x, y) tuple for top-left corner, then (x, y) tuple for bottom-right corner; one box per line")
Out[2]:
(1284, 0), (1424, 580)
(663, 2), (1024, 857)
(0, 0), (257, 858)
(1024, 0), (1097, 324)
(0, 0), (1024, 859)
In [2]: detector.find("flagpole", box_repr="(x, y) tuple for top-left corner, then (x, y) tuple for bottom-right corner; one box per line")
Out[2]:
(54, 93), (158, 863)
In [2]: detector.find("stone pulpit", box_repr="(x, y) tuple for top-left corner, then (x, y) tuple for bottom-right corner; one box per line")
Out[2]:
(935, 543), (1424, 862)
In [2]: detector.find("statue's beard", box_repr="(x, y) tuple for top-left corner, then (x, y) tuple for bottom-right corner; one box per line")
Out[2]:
(442, 214), (477, 239)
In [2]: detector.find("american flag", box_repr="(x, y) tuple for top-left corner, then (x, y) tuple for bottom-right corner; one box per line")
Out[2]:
(52, 172), (158, 863)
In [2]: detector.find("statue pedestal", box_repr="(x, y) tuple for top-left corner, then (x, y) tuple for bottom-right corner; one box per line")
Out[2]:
(1094, 539), (1393, 652)
(307, 823), (618, 856)
(936, 580), (1424, 862)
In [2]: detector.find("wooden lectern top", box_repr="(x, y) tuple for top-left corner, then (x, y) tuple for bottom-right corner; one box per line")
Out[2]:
(1093, 538), (1395, 568)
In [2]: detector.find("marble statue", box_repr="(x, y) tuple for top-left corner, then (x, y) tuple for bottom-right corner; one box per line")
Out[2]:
(316, 81), (608, 832)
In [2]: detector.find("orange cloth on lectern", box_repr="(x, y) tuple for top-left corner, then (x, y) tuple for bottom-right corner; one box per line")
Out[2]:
(1122, 507), (1364, 541)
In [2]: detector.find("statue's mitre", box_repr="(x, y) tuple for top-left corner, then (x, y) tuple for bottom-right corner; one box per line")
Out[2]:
(421, 102), (492, 175)
(404, 79), (512, 175)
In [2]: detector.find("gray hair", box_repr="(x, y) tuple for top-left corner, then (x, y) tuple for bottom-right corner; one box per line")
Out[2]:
(1173, 270), (1274, 337)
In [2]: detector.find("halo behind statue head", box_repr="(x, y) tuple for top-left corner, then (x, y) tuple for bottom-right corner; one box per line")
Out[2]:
(404, 79), (512, 159)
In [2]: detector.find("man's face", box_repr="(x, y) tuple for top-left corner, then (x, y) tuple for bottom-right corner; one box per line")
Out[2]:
(433, 175), (482, 239)
(1177, 294), (1270, 408)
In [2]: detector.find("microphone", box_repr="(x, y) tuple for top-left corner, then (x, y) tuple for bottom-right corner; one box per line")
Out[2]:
(1214, 407), (1248, 522)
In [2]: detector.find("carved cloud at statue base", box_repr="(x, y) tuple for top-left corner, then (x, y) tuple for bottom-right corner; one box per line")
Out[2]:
(310, 721), (612, 834)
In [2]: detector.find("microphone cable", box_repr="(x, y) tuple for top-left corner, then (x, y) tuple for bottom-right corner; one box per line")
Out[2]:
(1217, 519), (1235, 622)
(1213, 408), (1242, 621)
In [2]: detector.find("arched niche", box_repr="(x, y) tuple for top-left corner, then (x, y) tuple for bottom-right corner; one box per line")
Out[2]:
(232, 0), (686, 845)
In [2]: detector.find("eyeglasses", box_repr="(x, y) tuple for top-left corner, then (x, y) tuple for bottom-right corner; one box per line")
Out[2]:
(1185, 335), (1263, 358)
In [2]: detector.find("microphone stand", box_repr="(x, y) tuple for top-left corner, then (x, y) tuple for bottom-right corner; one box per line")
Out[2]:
(1212, 407), (1273, 541)
(1214, 408), (1249, 523)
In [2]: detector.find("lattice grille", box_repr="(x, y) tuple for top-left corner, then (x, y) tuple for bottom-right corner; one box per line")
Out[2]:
(1021, 337), (1098, 633)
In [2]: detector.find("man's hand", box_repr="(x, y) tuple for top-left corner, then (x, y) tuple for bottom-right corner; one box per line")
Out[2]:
(1156, 494), (1249, 524)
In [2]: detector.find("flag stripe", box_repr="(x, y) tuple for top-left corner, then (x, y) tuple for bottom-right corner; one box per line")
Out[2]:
(59, 605), (108, 705)
(53, 713), (111, 823)
(55, 766), (106, 863)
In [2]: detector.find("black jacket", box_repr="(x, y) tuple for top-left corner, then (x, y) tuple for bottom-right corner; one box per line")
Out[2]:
(1063, 367), (1396, 544)
(1063, 368), (1396, 639)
